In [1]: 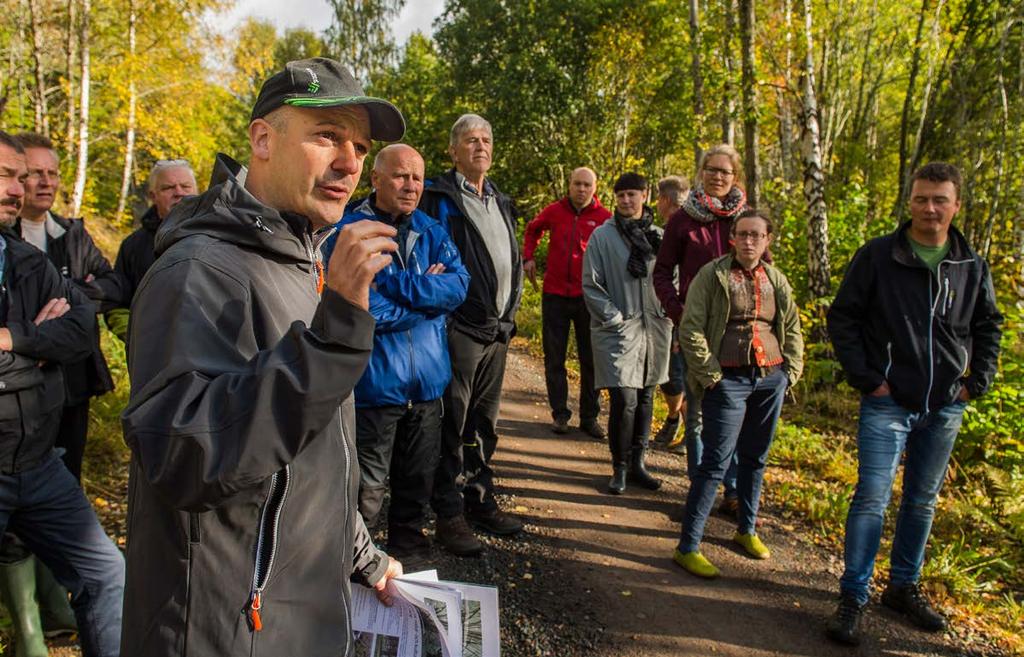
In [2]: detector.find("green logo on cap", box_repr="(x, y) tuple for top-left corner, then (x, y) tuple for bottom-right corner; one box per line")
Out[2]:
(308, 82), (320, 93)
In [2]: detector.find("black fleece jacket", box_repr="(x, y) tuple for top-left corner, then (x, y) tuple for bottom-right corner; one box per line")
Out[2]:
(828, 222), (1002, 412)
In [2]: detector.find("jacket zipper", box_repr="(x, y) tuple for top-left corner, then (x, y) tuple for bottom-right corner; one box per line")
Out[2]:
(568, 207), (579, 289)
(246, 465), (291, 632)
(884, 342), (893, 381)
(923, 257), (974, 412)
(339, 413), (353, 654)
(404, 230), (420, 407)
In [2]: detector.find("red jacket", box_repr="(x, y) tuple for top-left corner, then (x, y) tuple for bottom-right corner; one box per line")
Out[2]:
(523, 197), (611, 297)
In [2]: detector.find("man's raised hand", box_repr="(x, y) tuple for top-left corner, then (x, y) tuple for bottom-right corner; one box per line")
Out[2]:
(326, 221), (398, 310)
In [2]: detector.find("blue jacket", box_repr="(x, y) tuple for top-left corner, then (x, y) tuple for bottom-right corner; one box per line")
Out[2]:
(323, 197), (470, 408)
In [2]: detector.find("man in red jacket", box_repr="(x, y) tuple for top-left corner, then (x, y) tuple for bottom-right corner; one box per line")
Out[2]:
(523, 167), (610, 437)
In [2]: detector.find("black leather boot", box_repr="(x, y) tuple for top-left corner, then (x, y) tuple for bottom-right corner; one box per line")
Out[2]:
(629, 445), (662, 490)
(607, 463), (628, 494)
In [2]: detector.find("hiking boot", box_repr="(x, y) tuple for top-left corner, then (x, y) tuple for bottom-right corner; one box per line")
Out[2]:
(467, 508), (523, 536)
(718, 496), (739, 518)
(826, 592), (866, 646)
(628, 446), (662, 490)
(579, 419), (606, 440)
(551, 418), (571, 434)
(733, 532), (770, 559)
(654, 415), (681, 445)
(435, 515), (484, 557)
(668, 438), (687, 455)
(881, 583), (947, 632)
(672, 549), (720, 579)
(607, 462), (627, 495)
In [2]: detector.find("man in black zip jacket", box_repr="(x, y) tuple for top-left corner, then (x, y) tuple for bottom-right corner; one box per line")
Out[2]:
(825, 162), (1003, 646)
(419, 113), (525, 557)
(120, 58), (405, 657)
(105, 159), (197, 344)
(15, 132), (122, 481)
(0, 131), (125, 657)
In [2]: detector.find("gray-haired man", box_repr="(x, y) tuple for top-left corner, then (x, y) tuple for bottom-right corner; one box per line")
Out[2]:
(420, 114), (524, 556)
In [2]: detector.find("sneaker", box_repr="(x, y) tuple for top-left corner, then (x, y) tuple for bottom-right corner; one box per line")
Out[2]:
(826, 592), (866, 645)
(718, 496), (739, 518)
(671, 548), (720, 578)
(654, 415), (681, 444)
(435, 515), (484, 557)
(732, 532), (770, 559)
(467, 508), (524, 536)
(881, 583), (947, 632)
(552, 418), (570, 434)
(579, 420), (606, 440)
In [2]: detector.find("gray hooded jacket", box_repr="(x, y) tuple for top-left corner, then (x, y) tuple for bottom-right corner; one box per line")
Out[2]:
(121, 154), (387, 657)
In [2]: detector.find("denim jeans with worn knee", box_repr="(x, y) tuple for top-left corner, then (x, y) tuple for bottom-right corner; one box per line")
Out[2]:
(839, 395), (965, 606)
(679, 355), (738, 495)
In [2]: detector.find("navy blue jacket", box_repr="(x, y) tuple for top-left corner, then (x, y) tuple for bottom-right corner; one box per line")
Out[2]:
(324, 197), (469, 408)
(828, 222), (1002, 412)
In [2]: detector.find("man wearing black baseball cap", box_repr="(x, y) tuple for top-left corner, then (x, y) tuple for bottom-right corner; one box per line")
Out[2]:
(120, 58), (406, 656)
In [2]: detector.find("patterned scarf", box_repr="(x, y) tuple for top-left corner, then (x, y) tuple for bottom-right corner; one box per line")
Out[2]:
(681, 184), (747, 224)
(613, 206), (661, 279)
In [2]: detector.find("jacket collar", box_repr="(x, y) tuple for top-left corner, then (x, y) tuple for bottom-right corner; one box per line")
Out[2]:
(891, 220), (974, 268)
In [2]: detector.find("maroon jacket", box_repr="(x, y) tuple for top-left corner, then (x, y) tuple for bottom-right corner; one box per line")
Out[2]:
(654, 207), (765, 324)
(523, 196), (611, 297)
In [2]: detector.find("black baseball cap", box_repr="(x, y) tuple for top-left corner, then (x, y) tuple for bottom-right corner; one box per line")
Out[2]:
(250, 57), (406, 142)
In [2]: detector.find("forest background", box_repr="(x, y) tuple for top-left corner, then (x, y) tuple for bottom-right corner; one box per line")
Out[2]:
(1, 0), (1022, 652)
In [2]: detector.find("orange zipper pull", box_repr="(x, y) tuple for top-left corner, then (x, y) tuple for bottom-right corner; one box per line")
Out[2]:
(316, 260), (325, 295)
(248, 592), (263, 632)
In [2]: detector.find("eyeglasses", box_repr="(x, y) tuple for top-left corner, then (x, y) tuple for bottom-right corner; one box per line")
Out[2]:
(734, 231), (768, 242)
(703, 166), (735, 178)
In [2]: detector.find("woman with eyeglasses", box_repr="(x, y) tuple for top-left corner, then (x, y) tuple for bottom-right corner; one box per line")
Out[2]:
(653, 144), (751, 513)
(671, 209), (803, 578)
(582, 173), (674, 495)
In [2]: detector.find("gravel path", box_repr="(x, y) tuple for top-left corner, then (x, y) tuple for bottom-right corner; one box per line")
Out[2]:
(420, 345), (1003, 657)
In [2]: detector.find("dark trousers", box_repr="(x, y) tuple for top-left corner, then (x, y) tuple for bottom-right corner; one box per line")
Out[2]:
(432, 330), (508, 518)
(677, 367), (788, 553)
(56, 399), (90, 482)
(0, 452), (124, 657)
(607, 386), (656, 464)
(356, 400), (442, 553)
(541, 293), (600, 424)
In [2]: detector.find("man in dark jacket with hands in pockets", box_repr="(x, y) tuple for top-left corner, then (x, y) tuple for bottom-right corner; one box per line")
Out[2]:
(825, 162), (1002, 646)
(120, 58), (407, 657)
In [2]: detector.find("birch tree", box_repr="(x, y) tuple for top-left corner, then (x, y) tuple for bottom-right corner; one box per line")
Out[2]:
(739, 0), (760, 207)
(689, 0), (704, 168)
(71, 0), (89, 217)
(802, 0), (830, 298)
(115, 0), (136, 220)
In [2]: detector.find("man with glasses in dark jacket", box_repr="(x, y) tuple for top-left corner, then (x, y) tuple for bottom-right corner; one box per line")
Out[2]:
(0, 130), (125, 657)
(825, 162), (1003, 645)
(420, 114), (524, 557)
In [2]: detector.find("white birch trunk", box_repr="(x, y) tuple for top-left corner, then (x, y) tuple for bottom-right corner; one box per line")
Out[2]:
(28, 0), (49, 135)
(116, 0), (137, 221)
(802, 0), (831, 298)
(71, 0), (90, 217)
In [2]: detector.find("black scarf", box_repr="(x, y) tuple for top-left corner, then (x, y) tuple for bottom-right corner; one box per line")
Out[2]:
(613, 206), (661, 278)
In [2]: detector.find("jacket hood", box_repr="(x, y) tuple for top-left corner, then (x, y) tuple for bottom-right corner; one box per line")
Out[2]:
(154, 154), (312, 264)
(560, 196), (606, 214)
(345, 196), (438, 234)
(891, 220), (974, 268)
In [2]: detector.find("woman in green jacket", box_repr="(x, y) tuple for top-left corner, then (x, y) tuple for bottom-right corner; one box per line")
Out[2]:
(672, 209), (804, 578)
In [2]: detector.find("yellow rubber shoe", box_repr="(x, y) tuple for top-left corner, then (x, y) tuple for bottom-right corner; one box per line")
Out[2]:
(672, 549), (720, 578)
(733, 532), (771, 559)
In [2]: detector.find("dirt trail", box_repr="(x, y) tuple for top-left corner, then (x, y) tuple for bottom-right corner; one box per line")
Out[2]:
(486, 345), (980, 657)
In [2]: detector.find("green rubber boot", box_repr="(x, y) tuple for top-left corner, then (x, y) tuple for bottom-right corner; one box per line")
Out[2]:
(0, 556), (49, 657)
(35, 559), (77, 638)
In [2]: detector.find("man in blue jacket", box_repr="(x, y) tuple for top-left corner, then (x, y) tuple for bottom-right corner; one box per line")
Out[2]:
(825, 162), (1003, 645)
(324, 144), (469, 564)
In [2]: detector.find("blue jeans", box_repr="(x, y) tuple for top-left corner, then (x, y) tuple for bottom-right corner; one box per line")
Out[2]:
(676, 367), (788, 553)
(679, 355), (738, 494)
(840, 395), (965, 606)
(0, 451), (125, 657)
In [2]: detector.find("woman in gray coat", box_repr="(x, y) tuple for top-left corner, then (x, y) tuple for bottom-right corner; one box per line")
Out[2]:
(582, 173), (674, 494)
